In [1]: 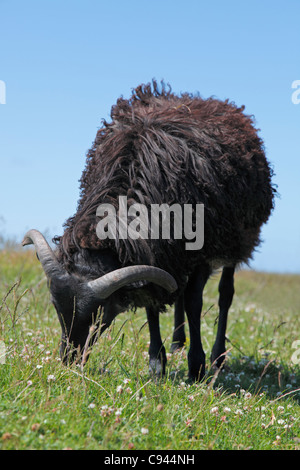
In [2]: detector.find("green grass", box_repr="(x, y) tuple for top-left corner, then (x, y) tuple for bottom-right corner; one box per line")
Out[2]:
(0, 250), (299, 450)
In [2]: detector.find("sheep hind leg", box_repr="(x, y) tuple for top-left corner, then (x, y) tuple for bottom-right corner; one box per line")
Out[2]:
(146, 306), (167, 378)
(211, 266), (235, 368)
(170, 294), (186, 353)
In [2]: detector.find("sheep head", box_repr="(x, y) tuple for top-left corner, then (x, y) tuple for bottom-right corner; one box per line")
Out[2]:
(22, 229), (177, 365)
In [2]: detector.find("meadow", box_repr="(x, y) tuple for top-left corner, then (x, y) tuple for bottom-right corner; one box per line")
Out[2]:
(0, 249), (299, 450)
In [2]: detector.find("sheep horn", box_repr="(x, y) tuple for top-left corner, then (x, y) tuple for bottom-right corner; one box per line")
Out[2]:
(87, 265), (178, 299)
(22, 229), (68, 279)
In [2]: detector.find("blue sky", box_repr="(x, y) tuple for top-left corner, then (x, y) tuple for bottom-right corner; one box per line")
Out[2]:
(0, 0), (299, 273)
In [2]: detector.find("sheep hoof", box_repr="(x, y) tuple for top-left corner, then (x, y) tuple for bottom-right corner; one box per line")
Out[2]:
(170, 341), (185, 354)
(210, 349), (227, 369)
(149, 358), (165, 378)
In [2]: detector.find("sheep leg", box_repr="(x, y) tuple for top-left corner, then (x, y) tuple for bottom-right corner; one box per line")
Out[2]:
(146, 306), (167, 377)
(170, 294), (186, 353)
(184, 265), (210, 381)
(211, 266), (235, 368)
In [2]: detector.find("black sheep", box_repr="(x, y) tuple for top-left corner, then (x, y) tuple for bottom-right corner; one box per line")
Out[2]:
(23, 81), (276, 381)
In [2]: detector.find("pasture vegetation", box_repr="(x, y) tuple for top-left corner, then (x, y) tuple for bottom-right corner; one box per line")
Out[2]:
(0, 249), (299, 450)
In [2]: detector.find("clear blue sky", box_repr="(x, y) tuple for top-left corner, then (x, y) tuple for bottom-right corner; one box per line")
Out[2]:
(0, 0), (299, 273)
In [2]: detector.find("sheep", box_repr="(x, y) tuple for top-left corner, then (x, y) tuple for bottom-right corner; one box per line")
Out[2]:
(22, 81), (276, 381)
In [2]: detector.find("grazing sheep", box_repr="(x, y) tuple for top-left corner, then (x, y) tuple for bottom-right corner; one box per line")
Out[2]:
(23, 81), (276, 381)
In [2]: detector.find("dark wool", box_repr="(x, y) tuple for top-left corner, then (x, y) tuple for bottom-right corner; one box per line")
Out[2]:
(54, 81), (276, 309)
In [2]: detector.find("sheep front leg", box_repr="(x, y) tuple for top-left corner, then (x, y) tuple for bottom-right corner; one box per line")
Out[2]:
(184, 265), (210, 381)
(146, 306), (167, 378)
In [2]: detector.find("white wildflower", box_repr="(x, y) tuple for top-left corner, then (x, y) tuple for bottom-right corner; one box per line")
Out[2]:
(210, 406), (219, 414)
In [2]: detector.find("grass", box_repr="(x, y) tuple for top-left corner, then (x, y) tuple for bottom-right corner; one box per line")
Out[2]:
(0, 249), (299, 450)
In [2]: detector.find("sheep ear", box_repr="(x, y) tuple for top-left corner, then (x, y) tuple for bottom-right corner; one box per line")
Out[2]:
(87, 265), (177, 299)
(22, 229), (69, 280)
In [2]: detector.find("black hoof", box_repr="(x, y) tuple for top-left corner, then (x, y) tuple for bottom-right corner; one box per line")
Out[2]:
(170, 340), (185, 354)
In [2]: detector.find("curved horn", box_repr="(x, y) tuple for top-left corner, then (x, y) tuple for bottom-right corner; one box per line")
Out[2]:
(87, 265), (178, 299)
(22, 229), (68, 279)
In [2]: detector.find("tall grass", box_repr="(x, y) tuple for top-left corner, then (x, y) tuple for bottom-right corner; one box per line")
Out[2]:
(0, 250), (299, 450)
